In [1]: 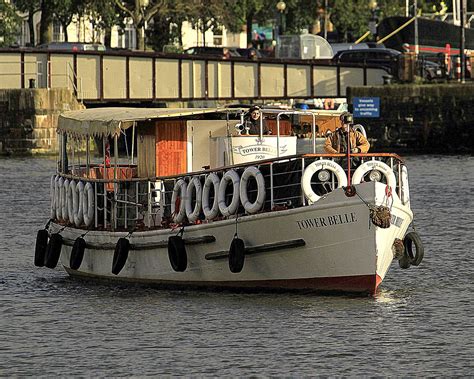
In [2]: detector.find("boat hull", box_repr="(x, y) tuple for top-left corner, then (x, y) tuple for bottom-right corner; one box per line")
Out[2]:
(54, 182), (413, 295)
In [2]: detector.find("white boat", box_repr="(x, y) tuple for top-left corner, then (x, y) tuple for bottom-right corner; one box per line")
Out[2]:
(34, 107), (424, 294)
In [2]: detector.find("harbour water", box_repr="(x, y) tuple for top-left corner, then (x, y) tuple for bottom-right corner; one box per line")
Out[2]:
(0, 156), (473, 376)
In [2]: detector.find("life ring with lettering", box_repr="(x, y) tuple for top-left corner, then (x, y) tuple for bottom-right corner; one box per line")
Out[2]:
(171, 179), (187, 223)
(34, 229), (49, 267)
(70, 237), (86, 270)
(185, 176), (202, 223)
(301, 160), (347, 204)
(229, 237), (245, 273)
(202, 173), (220, 220)
(168, 235), (187, 272)
(352, 160), (397, 189)
(404, 231), (424, 266)
(218, 170), (240, 217)
(353, 124), (367, 138)
(239, 166), (266, 214)
(82, 182), (95, 227)
(50, 175), (57, 219)
(73, 181), (84, 226)
(400, 165), (410, 206)
(112, 237), (130, 275)
(67, 180), (76, 223)
(44, 233), (63, 269)
(324, 98), (335, 110)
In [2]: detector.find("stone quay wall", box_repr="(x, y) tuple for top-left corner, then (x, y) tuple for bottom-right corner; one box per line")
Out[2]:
(348, 83), (474, 154)
(0, 88), (83, 155)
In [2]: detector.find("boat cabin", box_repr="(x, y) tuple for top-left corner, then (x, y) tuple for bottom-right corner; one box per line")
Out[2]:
(53, 107), (407, 232)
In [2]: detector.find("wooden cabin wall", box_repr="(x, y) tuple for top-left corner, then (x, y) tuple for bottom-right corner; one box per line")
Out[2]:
(155, 120), (187, 176)
(137, 123), (156, 177)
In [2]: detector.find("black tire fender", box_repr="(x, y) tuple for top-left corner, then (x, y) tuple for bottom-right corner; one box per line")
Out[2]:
(70, 237), (86, 270)
(112, 238), (130, 275)
(229, 237), (245, 273)
(404, 231), (424, 266)
(168, 236), (187, 272)
(44, 233), (63, 269)
(34, 229), (49, 267)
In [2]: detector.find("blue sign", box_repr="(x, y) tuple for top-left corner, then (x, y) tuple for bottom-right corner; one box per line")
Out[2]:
(353, 97), (380, 118)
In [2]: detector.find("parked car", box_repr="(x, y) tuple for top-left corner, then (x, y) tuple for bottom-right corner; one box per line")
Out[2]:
(183, 46), (241, 58)
(332, 48), (443, 80)
(37, 42), (106, 52)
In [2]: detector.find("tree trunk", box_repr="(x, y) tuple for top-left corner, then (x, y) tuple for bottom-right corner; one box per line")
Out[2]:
(136, 26), (145, 50)
(62, 22), (69, 42)
(39, 0), (53, 44)
(27, 11), (35, 46)
(246, 15), (253, 47)
(104, 27), (112, 48)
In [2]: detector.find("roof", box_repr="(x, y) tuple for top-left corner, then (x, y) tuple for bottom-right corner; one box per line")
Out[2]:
(58, 107), (230, 137)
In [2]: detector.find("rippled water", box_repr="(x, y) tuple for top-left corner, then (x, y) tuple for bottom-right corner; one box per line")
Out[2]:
(0, 156), (473, 376)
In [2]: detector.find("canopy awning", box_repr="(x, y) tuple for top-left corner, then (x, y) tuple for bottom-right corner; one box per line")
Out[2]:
(58, 107), (231, 137)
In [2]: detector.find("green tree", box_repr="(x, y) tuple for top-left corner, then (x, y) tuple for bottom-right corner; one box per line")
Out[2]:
(146, 0), (190, 51)
(188, 0), (227, 47)
(51, 0), (83, 41)
(13, 0), (41, 46)
(222, 0), (268, 46)
(0, 0), (21, 47)
(113, 0), (168, 50)
(84, 0), (125, 47)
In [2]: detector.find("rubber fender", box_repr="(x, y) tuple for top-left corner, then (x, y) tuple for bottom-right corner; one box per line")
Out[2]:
(229, 237), (245, 273)
(398, 253), (411, 269)
(112, 238), (130, 275)
(44, 233), (63, 269)
(34, 229), (49, 267)
(168, 236), (187, 272)
(404, 231), (424, 266)
(70, 237), (86, 270)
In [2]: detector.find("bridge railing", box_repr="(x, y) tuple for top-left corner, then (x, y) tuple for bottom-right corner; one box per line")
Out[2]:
(0, 49), (389, 102)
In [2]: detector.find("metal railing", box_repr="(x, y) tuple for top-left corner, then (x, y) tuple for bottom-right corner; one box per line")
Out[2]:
(52, 153), (405, 231)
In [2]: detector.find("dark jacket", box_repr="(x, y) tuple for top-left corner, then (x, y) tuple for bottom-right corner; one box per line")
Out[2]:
(246, 117), (270, 135)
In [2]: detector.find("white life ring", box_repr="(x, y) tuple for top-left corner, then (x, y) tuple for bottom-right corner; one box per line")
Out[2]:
(202, 173), (220, 220)
(353, 124), (367, 138)
(67, 180), (76, 223)
(185, 176), (202, 223)
(50, 175), (57, 219)
(218, 170), (240, 217)
(74, 181), (84, 226)
(401, 165), (410, 206)
(352, 160), (397, 190)
(301, 159), (347, 204)
(56, 177), (64, 220)
(82, 182), (94, 227)
(62, 179), (70, 222)
(171, 179), (187, 223)
(239, 166), (266, 214)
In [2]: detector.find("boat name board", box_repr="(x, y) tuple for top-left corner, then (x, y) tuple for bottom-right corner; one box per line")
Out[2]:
(296, 212), (357, 230)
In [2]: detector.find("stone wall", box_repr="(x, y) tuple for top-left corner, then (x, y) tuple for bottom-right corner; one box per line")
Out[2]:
(347, 83), (474, 154)
(0, 88), (84, 155)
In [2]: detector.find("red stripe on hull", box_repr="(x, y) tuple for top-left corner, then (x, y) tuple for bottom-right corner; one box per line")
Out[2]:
(66, 269), (383, 295)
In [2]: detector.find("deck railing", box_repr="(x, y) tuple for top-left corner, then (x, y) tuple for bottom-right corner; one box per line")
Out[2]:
(52, 154), (404, 231)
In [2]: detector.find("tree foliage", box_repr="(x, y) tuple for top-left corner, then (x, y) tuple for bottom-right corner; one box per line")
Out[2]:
(0, 0), (21, 47)
(13, 0), (41, 45)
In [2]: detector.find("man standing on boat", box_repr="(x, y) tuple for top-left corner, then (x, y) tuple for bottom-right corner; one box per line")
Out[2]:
(245, 106), (270, 135)
(324, 112), (370, 154)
